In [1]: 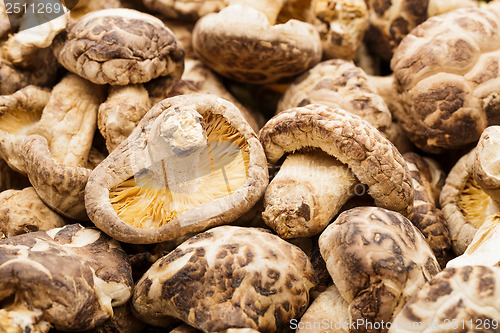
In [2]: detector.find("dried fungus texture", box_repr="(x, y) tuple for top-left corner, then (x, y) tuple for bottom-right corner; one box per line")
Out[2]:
(319, 207), (441, 333)
(132, 226), (317, 332)
(389, 266), (500, 333)
(192, 5), (322, 84)
(473, 125), (500, 210)
(141, 0), (228, 20)
(54, 8), (185, 85)
(98, 84), (151, 153)
(391, 7), (500, 152)
(313, 0), (369, 60)
(260, 104), (414, 217)
(404, 152), (452, 267)
(0, 224), (133, 332)
(0, 187), (65, 238)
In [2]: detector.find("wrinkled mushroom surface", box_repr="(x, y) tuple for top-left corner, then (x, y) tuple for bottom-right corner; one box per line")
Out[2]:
(132, 225), (317, 332)
(86, 93), (268, 244)
(54, 8), (185, 85)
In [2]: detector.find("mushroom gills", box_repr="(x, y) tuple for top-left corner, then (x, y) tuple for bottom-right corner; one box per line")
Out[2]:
(458, 175), (492, 229)
(109, 112), (250, 229)
(0, 108), (42, 135)
(263, 149), (357, 238)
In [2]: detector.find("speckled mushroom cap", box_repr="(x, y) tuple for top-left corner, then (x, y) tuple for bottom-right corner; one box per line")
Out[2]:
(192, 4), (322, 84)
(132, 225), (317, 332)
(141, 0), (228, 20)
(391, 6), (500, 153)
(277, 59), (397, 143)
(85, 93), (268, 244)
(53, 8), (185, 85)
(389, 266), (500, 333)
(0, 224), (133, 332)
(259, 104), (414, 217)
(319, 207), (440, 329)
(0, 187), (65, 238)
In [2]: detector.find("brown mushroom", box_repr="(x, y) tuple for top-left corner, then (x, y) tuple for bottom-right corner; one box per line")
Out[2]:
(141, 0), (228, 20)
(53, 8), (185, 85)
(389, 266), (500, 332)
(0, 224), (133, 333)
(0, 187), (65, 238)
(192, 1), (322, 84)
(86, 93), (268, 244)
(319, 207), (440, 332)
(403, 152), (453, 267)
(132, 225), (317, 332)
(259, 104), (414, 239)
(69, 0), (124, 20)
(390, 4), (500, 152)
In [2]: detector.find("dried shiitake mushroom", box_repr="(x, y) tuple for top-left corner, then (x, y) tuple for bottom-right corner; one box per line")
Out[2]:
(53, 8), (185, 85)
(141, 0), (228, 20)
(391, 5), (500, 153)
(0, 187), (65, 238)
(319, 207), (440, 332)
(132, 225), (317, 332)
(69, 0), (123, 20)
(259, 104), (413, 238)
(86, 94), (268, 244)
(0, 224), (133, 333)
(389, 266), (500, 332)
(192, 1), (322, 84)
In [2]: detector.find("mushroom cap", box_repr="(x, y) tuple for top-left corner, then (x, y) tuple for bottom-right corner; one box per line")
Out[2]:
(277, 59), (395, 142)
(319, 207), (440, 328)
(259, 104), (414, 217)
(0, 224), (133, 331)
(141, 0), (228, 20)
(389, 266), (500, 332)
(0, 187), (65, 238)
(53, 8), (185, 85)
(85, 93), (268, 244)
(192, 5), (322, 84)
(391, 7), (500, 152)
(473, 125), (500, 205)
(132, 225), (317, 332)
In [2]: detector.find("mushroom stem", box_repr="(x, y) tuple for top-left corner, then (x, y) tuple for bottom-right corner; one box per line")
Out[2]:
(228, 0), (284, 24)
(263, 151), (357, 239)
(0, 306), (51, 333)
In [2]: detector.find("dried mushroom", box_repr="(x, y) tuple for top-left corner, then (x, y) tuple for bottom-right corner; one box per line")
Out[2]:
(0, 187), (65, 238)
(53, 8), (185, 85)
(319, 207), (440, 332)
(192, 2), (322, 84)
(0, 224), (133, 333)
(132, 225), (317, 332)
(141, 0), (228, 20)
(98, 84), (152, 153)
(389, 266), (500, 333)
(86, 94), (268, 244)
(404, 152), (452, 267)
(69, 0), (123, 20)
(312, 0), (369, 60)
(259, 104), (413, 238)
(391, 5), (500, 152)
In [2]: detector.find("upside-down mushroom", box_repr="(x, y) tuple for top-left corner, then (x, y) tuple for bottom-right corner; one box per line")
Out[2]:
(0, 224), (133, 333)
(192, 1), (322, 84)
(86, 94), (268, 244)
(53, 8), (185, 85)
(259, 104), (413, 239)
(319, 207), (440, 333)
(132, 225), (317, 332)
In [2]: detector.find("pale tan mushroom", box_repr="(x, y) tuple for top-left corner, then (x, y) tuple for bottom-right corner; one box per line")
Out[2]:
(0, 187), (65, 238)
(141, 0), (228, 20)
(86, 94), (268, 244)
(192, 1), (322, 84)
(259, 104), (414, 239)
(132, 225), (317, 332)
(319, 207), (440, 331)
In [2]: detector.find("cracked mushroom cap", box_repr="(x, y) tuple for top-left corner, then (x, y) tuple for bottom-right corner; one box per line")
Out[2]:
(141, 0), (228, 20)
(53, 8), (185, 85)
(132, 225), (317, 332)
(85, 93), (268, 244)
(192, 4), (322, 84)
(259, 104), (414, 217)
(0, 224), (133, 332)
(390, 6), (500, 152)
(0, 187), (65, 238)
(319, 207), (440, 330)
(389, 266), (500, 333)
